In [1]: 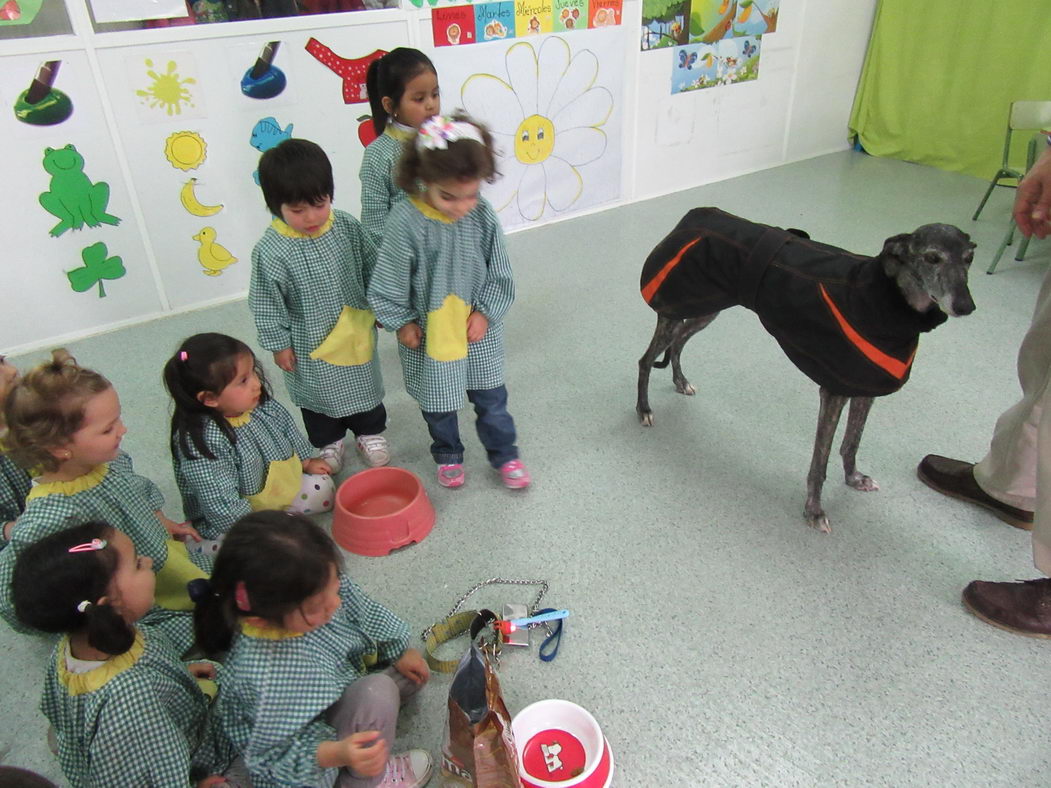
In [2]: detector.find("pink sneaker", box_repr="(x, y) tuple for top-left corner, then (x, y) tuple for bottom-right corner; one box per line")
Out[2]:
(437, 463), (465, 488)
(377, 749), (432, 788)
(499, 459), (531, 489)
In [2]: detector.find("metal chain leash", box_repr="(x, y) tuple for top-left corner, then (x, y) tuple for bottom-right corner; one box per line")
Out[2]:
(421, 577), (549, 644)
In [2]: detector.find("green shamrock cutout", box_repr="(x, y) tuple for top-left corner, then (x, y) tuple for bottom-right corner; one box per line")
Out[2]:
(67, 242), (125, 298)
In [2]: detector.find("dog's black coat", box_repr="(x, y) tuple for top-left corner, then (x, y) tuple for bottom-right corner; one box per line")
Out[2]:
(640, 207), (948, 397)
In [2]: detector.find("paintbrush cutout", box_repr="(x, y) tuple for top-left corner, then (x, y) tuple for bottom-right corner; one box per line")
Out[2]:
(241, 41), (286, 99)
(15, 60), (73, 125)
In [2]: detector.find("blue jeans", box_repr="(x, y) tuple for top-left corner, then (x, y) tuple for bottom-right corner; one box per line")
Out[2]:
(421, 385), (518, 468)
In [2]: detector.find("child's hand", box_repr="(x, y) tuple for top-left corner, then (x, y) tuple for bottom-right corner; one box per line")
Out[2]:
(303, 457), (332, 476)
(2, 520), (15, 541)
(343, 730), (388, 777)
(196, 776), (229, 788)
(157, 512), (201, 542)
(397, 322), (422, 349)
(393, 648), (430, 685)
(467, 311), (489, 343)
(274, 348), (297, 372)
(188, 661), (217, 680)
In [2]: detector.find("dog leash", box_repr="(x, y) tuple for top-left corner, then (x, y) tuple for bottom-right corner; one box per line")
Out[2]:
(422, 578), (556, 672)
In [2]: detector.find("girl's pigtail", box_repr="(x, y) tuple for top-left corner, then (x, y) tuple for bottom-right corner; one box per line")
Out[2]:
(81, 599), (136, 655)
(191, 577), (236, 657)
(366, 57), (388, 136)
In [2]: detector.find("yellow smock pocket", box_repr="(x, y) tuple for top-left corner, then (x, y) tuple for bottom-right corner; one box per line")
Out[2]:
(155, 539), (207, 611)
(310, 306), (376, 366)
(246, 454), (302, 511)
(425, 294), (470, 362)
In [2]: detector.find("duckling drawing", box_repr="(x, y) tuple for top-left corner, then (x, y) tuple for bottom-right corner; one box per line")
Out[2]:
(191, 226), (237, 276)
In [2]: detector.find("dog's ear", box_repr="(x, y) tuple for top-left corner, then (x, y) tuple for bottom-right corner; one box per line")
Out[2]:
(881, 233), (912, 272)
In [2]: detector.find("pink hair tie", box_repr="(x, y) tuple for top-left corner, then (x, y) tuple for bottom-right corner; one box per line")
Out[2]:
(235, 581), (252, 612)
(179, 351), (189, 362)
(68, 538), (107, 553)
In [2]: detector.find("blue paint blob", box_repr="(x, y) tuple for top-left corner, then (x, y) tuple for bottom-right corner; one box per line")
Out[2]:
(241, 65), (286, 100)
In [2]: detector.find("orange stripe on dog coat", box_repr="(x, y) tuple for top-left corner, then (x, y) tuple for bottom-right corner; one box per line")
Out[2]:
(641, 237), (702, 304)
(819, 283), (914, 380)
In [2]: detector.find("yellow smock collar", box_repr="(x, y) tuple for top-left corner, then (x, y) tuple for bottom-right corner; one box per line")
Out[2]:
(27, 463), (109, 501)
(227, 410), (252, 428)
(271, 213), (335, 239)
(58, 630), (145, 696)
(385, 123), (415, 143)
(241, 620), (304, 640)
(410, 196), (454, 224)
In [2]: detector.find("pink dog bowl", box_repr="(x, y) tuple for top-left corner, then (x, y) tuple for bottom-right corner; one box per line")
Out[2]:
(512, 700), (614, 788)
(331, 467), (435, 556)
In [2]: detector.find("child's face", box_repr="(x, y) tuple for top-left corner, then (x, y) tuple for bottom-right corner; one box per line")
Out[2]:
(55, 386), (126, 468)
(202, 354), (261, 418)
(0, 355), (18, 397)
(281, 565), (341, 634)
(390, 69), (440, 129)
(425, 177), (481, 222)
(106, 529), (156, 625)
(280, 197), (332, 236)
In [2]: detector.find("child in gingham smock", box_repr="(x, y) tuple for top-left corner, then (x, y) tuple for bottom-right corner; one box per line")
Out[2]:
(0, 351), (209, 652)
(250, 138), (391, 475)
(368, 115), (530, 490)
(0, 355), (31, 548)
(12, 523), (244, 788)
(359, 48), (440, 242)
(164, 333), (336, 555)
(193, 512), (432, 788)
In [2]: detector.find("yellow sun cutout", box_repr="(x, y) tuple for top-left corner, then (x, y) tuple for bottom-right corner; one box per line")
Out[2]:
(165, 131), (207, 171)
(514, 114), (555, 164)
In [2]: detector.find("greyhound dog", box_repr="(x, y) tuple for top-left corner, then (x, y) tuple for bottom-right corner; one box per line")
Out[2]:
(637, 208), (976, 533)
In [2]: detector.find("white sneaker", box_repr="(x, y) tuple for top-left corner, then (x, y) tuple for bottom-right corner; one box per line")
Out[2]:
(376, 750), (432, 788)
(319, 439), (345, 474)
(356, 434), (391, 467)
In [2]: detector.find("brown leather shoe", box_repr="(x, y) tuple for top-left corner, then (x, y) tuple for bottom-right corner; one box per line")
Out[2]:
(917, 454), (1033, 530)
(962, 578), (1051, 638)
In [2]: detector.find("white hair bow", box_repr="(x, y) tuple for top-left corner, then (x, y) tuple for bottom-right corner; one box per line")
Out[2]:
(416, 116), (484, 151)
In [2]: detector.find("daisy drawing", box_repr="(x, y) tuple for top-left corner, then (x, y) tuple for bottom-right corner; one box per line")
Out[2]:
(461, 36), (614, 222)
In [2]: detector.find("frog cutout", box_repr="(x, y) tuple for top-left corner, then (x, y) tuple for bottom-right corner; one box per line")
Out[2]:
(39, 144), (121, 237)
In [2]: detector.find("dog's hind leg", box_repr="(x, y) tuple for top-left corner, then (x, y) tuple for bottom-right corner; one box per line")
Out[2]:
(804, 387), (849, 534)
(637, 315), (679, 426)
(840, 396), (879, 492)
(668, 314), (718, 395)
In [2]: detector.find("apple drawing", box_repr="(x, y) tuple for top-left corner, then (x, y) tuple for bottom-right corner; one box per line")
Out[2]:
(357, 115), (378, 148)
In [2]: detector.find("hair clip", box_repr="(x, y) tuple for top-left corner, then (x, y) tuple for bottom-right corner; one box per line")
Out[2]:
(187, 578), (219, 604)
(68, 538), (107, 553)
(76, 600), (92, 613)
(416, 116), (484, 152)
(179, 351), (189, 362)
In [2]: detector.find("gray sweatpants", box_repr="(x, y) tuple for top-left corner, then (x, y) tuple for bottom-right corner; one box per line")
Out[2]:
(326, 667), (420, 788)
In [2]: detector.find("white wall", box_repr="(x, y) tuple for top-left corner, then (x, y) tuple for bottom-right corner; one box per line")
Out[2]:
(1, 0), (877, 354)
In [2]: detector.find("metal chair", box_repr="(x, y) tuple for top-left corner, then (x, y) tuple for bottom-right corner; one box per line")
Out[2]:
(987, 132), (1046, 274)
(973, 100), (1051, 222)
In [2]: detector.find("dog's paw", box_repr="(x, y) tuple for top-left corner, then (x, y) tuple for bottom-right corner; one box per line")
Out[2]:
(804, 509), (832, 534)
(846, 472), (879, 492)
(675, 381), (696, 396)
(638, 409), (654, 427)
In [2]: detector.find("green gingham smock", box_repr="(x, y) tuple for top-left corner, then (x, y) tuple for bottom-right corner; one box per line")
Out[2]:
(214, 573), (410, 788)
(367, 196), (515, 413)
(174, 397), (316, 540)
(249, 208), (384, 420)
(42, 627), (232, 788)
(358, 124), (414, 243)
(0, 453), (31, 546)
(0, 452), (207, 648)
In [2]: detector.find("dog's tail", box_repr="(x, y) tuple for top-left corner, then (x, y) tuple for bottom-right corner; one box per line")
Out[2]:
(653, 350), (671, 369)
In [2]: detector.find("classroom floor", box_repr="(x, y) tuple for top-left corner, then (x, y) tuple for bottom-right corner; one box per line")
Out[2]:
(3, 149), (1050, 786)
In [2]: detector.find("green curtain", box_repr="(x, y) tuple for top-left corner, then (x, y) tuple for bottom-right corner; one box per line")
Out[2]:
(849, 0), (1051, 180)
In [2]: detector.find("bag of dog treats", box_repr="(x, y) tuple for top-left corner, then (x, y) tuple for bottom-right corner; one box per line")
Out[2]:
(440, 619), (522, 787)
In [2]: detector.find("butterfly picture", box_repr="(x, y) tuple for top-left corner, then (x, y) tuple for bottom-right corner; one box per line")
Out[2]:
(678, 50), (698, 70)
(743, 40), (757, 57)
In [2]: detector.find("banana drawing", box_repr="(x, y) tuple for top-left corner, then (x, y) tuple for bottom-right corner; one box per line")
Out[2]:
(180, 177), (223, 217)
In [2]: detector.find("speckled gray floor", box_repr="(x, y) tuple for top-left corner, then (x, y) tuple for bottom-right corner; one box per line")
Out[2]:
(3, 150), (1050, 786)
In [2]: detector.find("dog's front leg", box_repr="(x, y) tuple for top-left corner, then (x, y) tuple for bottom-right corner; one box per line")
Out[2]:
(805, 388), (848, 533)
(841, 396), (879, 492)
